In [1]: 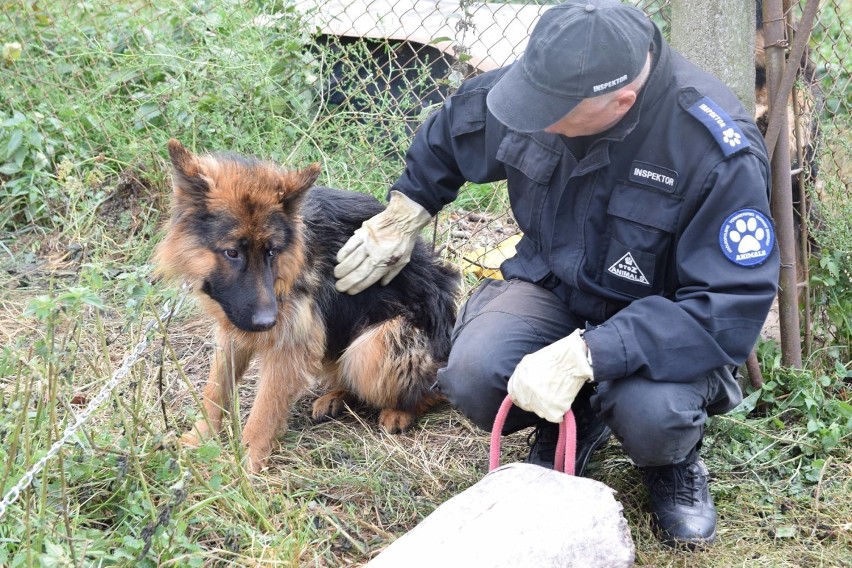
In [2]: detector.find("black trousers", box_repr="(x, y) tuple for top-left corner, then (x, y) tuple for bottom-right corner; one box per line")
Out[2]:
(435, 279), (743, 467)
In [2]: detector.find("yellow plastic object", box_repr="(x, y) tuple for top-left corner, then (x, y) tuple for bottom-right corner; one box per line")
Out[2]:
(461, 234), (522, 280)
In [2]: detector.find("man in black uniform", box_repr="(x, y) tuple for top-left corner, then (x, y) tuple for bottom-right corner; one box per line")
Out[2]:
(334, 0), (779, 548)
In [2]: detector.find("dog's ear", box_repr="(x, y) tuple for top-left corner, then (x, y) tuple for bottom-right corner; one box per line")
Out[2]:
(278, 162), (321, 214)
(167, 138), (209, 199)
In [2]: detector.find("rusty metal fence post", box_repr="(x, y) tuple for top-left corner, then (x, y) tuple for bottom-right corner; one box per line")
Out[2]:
(763, 0), (809, 369)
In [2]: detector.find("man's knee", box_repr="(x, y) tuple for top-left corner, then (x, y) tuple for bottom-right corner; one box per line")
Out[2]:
(593, 377), (708, 467)
(437, 309), (544, 432)
(436, 280), (579, 432)
(437, 351), (505, 431)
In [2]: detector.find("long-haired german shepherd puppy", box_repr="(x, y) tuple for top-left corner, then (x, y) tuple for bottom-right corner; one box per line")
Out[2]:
(154, 139), (458, 473)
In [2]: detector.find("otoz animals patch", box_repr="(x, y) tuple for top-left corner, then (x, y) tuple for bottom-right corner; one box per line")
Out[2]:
(719, 209), (774, 266)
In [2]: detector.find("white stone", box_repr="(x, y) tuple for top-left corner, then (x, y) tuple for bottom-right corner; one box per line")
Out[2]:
(367, 463), (635, 568)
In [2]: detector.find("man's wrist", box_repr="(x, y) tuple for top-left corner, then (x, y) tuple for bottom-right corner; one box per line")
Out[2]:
(386, 191), (432, 231)
(579, 331), (593, 370)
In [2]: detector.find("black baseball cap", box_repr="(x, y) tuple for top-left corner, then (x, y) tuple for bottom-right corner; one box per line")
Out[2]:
(486, 0), (655, 132)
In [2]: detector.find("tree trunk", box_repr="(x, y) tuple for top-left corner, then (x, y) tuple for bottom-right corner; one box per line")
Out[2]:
(670, 0), (756, 115)
(671, 0), (765, 382)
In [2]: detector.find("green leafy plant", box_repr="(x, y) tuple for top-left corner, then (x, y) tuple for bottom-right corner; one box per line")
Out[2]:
(0, 111), (61, 228)
(810, 249), (852, 362)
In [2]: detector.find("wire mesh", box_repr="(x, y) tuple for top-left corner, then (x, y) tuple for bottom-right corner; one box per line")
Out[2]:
(1, 0), (849, 293)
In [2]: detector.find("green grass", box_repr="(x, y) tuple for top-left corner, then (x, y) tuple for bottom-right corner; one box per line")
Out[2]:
(1, 0), (851, 565)
(0, 290), (848, 566)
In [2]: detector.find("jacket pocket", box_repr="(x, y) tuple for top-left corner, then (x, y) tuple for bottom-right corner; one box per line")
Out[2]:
(496, 132), (561, 234)
(600, 184), (683, 298)
(449, 89), (488, 137)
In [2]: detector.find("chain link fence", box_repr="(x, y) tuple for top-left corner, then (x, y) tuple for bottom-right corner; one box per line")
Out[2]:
(290, 0), (677, 279)
(1, 0), (849, 315)
(0, 3), (849, 559)
(290, 0), (849, 275)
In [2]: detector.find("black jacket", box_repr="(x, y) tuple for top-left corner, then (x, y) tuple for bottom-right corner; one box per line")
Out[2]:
(392, 28), (779, 383)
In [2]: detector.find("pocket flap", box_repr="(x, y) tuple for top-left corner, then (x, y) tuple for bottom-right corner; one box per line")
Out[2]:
(496, 132), (561, 185)
(449, 89), (488, 137)
(607, 185), (683, 232)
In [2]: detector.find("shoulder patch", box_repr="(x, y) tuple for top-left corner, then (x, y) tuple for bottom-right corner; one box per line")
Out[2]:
(719, 209), (774, 266)
(687, 97), (751, 158)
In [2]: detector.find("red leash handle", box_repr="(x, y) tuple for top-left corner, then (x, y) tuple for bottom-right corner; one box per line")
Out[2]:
(489, 394), (577, 475)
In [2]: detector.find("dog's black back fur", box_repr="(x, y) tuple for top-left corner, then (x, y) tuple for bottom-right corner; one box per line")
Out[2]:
(296, 187), (458, 360)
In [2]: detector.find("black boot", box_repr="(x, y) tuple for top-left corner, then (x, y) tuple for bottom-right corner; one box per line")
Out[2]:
(524, 387), (611, 477)
(524, 421), (559, 469)
(641, 450), (717, 548)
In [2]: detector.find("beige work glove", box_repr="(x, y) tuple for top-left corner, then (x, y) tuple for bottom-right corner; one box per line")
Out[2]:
(507, 329), (594, 423)
(334, 191), (432, 295)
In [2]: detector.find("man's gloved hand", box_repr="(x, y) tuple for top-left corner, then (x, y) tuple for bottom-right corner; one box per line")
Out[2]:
(334, 190), (432, 295)
(507, 329), (594, 423)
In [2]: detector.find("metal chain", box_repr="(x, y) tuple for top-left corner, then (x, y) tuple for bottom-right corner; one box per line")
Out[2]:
(0, 290), (188, 520)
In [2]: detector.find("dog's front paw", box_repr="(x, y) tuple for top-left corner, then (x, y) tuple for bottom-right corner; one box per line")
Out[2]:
(179, 431), (203, 447)
(311, 390), (352, 421)
(180, 420), (214, 447)
(378, 409), (415, 434)
(244, 445), (271, 475)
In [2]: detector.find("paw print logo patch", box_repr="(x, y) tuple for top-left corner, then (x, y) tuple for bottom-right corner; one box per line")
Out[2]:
(686, 96), (750, 157)
(722, 128), (741, 147)
(719, 209), (774, 266)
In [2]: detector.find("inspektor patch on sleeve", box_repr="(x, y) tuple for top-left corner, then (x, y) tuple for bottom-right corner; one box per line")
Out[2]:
(687, 97), (750, 158)
(719, 209), (774, 266)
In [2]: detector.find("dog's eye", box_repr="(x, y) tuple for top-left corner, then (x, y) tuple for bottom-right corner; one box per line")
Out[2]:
(224, 249), (239, 259)
(268, 248), (278, 258)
